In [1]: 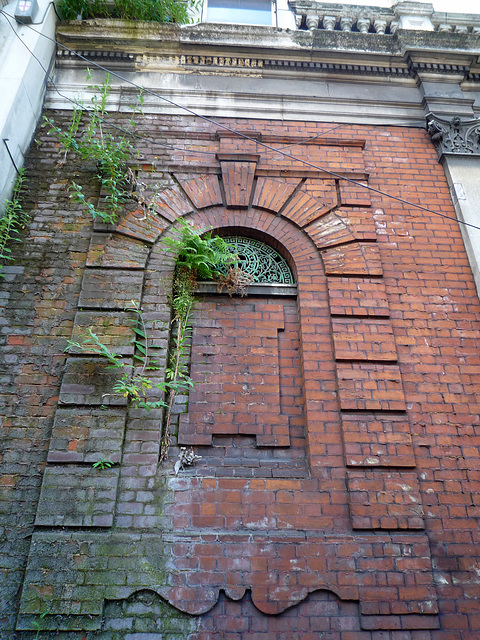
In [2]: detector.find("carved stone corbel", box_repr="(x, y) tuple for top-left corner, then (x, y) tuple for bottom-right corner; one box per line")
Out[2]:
(426, 113), (480, 159)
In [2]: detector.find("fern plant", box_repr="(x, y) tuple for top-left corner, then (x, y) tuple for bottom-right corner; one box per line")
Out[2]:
(166, 219), (236, 280)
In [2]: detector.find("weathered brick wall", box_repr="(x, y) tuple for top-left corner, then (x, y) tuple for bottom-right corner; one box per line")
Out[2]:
(1, 112), (480, 639)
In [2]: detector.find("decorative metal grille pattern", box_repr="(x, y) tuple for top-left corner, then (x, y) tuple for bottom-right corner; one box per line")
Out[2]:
(222, 236), (294, 284)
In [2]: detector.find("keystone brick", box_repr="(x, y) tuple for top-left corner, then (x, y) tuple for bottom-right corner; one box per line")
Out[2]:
(219, 159), (258, 207)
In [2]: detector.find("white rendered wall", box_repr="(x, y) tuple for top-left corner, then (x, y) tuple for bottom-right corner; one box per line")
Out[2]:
(441, 156), (480, 299)
(0, 0), (57, 210)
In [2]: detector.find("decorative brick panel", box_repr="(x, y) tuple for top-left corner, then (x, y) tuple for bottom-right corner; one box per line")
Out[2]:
(336, 363), (406, 411)
(17, 531), (436, 629)
(47, 407), (126, 464)
(35, 466), (120, 527)
(86, 233), (150, 269)
(59, 357), (132, 406)
(347, 470), (425, 530)
(179, 298), (297, 448)
(332, 317), (397, 361)
(327, 277), (390, 317)
(69, 311), (136, 356)
(78, 270), (143, 309)
(341, 413), (415, 467)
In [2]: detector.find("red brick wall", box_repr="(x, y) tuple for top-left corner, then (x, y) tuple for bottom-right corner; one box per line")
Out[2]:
(3, 114), (480, 639)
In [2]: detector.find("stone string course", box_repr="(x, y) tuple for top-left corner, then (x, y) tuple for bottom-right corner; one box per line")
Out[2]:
(1, 113), (480, 638)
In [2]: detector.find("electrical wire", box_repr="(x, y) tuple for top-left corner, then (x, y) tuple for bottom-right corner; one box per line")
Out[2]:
(0, 10), (345, 157)
(0, 10), (219, 157)
(2, 8), (480, 232)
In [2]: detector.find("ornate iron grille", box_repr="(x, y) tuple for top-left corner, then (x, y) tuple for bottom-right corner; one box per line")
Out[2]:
(222, 236), (294, 284)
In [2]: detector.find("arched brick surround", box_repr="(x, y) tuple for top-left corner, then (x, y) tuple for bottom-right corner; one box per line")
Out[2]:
(17, 144), (439, 634)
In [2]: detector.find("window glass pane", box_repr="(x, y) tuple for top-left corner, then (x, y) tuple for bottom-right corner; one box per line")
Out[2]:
(206, 0), (272, 25)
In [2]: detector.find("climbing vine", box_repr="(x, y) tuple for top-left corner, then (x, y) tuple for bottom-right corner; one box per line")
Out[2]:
(160, 221), (239, 455)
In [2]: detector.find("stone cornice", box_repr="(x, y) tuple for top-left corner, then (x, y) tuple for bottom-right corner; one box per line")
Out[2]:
(55, 21), (480, 84)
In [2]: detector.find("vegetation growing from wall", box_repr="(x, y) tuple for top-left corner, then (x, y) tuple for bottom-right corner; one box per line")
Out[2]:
(68, 223), (239, 461)
(0, 169), (29, 278)
(44, 72), (141, 225)
(57, 0), (198, 23)
(162, 221), (238, 454)
(45, 74), (255, 462)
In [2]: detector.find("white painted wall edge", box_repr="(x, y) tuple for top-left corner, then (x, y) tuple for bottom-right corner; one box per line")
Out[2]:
(0, 0), (57, 211)
(441, 156), (480, 300)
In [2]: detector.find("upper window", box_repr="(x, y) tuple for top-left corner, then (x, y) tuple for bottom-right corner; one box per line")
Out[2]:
(206, 0), (273, 26)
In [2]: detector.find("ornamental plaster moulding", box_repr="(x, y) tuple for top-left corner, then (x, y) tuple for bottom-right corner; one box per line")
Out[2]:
(427, 113), (480, 159)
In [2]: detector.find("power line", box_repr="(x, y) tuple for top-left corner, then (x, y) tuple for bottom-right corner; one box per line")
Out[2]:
(1, 11), (219, 157)
(2, 9), (480, 232)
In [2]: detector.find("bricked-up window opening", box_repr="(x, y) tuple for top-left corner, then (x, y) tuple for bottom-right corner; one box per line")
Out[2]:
(176, 234), (307, 476)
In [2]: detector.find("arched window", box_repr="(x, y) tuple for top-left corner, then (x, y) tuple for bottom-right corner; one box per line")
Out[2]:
(221, 236), (294, 284)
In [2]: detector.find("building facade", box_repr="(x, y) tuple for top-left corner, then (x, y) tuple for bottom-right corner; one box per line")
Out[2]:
(2, 2), (480, 638)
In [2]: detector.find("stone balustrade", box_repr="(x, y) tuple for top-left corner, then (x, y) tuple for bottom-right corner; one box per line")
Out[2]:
(289, 0), (480, 34)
